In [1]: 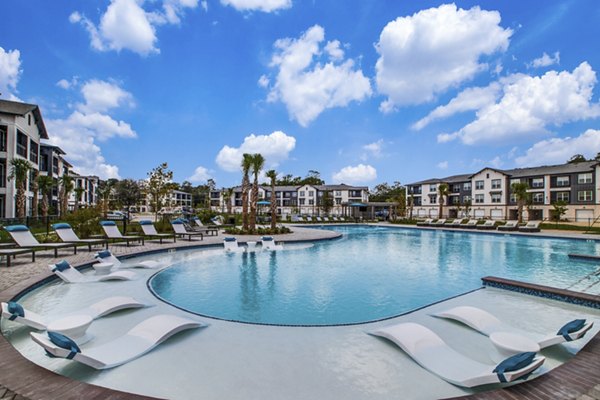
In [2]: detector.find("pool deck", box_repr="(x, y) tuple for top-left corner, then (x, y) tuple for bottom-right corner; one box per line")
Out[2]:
(0, 224), (599, 400)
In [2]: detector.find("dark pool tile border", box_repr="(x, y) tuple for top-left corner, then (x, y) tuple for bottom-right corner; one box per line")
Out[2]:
(482, 276), (600, 309)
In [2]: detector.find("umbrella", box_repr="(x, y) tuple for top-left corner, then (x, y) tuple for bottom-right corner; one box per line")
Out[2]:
(349, 202), (367, 207)
(257, 200), (271, 205)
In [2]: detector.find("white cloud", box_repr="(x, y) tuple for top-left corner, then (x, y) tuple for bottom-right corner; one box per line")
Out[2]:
(201, 0), (208, 11)
(0, 47), (22, 100)
(437, 63), (600, 145)
(375, 4), (512, 112)
(216, 130), (296, 172)
(264, 25), (372, 127)
(361, 139), (384, 161)
(70, 0), (197, 56)
(437, 161), (448, 170)
(78, 79), (135, 113)
(528, 51), (560, 68)
(220, 0), (291, 13)
(188, 165), (212, 182)
(515, 129), (600, 167)
(257, 74), (270, 88)
(332, 164), (377, 185)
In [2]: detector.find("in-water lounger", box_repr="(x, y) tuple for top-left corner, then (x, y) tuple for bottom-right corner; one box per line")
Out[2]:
(1, 296), (146, 330)
(260, 236), (283, 251)
(49, 261), (136, 283)
(434, 306), (594, 349)
(95, 250), (162, 269)
(370, 322), (545, 388)
(31, 314), (205, 369)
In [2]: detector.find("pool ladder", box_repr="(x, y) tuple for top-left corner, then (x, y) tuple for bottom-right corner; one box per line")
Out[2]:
(566, 267), (600, 293)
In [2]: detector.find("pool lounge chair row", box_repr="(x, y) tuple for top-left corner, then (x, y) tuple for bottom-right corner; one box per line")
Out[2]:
(292, 216), (349, 223)
(416, 219), (542, 232)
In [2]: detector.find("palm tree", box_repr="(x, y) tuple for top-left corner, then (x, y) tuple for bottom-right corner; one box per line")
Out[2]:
(241, 154), (253, 231)
(266, 169), (277, 230)
(437, 183), (449, 219)
(511, 182), (530, 223)
(249, 153), (265, 231)
(73, 187), (85, 211)
(58, 175), (74, 216)
(37, 175), (54, 219)
(31, 169), (39, 218)
(8, 159), (33, 218)
(224, 187), (234, 215)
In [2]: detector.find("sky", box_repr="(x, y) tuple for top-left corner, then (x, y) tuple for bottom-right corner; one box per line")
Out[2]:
(1, 0), (600, 188)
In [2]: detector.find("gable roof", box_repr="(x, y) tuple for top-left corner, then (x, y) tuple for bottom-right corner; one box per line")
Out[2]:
(0, 99), (49, 139)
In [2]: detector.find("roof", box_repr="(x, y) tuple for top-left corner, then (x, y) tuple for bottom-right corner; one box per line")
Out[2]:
(407, 174), (471, 186)
(0, 99), (49, 139)
(218, 184), (369, 193)
(40, 143), (66, 155)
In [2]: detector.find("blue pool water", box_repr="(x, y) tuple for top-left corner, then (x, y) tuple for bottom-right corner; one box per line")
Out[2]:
(149, 226), (600, 325)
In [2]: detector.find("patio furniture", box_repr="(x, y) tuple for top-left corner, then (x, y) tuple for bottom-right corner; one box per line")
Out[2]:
(0, 248), (36, 267)
(100, 221), (144, 246)
(223, 237), (245, 253)
(49, 260), (136, 283)
(171, 219), (204, 241)
(139, 220), (177, 244)
(260, 236), (283, 251)
(476, 220), (497, 230)
(52, 223), (108, 251)
(519, 221), (541, 233)
(498, 220), (519, 231)
(4, 225), (78, 257)
(416, 218), (433, 227)
(94, 250), (163, 269)
(459, 219), (478, 229)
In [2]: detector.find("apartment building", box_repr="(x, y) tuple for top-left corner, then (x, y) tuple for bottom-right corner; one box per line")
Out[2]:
(210, 183), (369, 217)
(407, 161), (600, 222)
(68, 172), (100, 209)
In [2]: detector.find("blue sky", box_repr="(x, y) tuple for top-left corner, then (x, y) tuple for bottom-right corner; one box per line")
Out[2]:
(1, 0), (599, 188)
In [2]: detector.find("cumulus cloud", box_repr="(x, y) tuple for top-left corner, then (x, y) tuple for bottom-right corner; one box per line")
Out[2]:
(437, 62), (600, 145)
(515, 129), (600, 167)
(360, 139), (384, 161)
(78, 79), (135, 113)
(332, 164), (377, 184)
(528, 51), (560, 68)
(0, 47), (22, 100)
(375, 4), (512, 112)
(70, 0), (198, 56)
(216, 131), (296, 172)
(437, 161), (448, 170)
(220, 0), (291, 13)
(263, 25), (371, 127)
(188, 166), (212, 182)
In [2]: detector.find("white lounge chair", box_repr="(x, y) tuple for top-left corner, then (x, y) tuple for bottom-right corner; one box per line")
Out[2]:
(260, 236), (283, 251)
(1, 296), (146, 331)
(4, 225), (78, 257)
(434, 306), (594, 349)
(100, 221), (144, 246)
(476, 220), (497, 230)
(519, 221), (541, 233)
(223, 237), (245, 253)
(370, 322), (545, 388)
(52, 223), (109, 251)
(498, 220), (519, 231)
(459, 219), (478, 229)
(94, 250), (162, 269)
(190, 217), (218, 236)
(30, 314), (204, 369)
(171, 219), (204, 241)
(445, 219), (464, 228)
(138, 220), (177, 244)
(416, 218), (433, 227)
(49, 261), (137, 283)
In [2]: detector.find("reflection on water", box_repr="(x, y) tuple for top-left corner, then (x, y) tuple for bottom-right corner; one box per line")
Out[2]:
(150, 226), (600, 325)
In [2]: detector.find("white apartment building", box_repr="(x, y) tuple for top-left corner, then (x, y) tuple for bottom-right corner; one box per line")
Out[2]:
(407, 161), (600, 222)
(137, 188), (193, 213)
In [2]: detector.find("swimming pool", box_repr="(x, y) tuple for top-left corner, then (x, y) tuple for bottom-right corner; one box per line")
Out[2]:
(149, 225), (600, 326)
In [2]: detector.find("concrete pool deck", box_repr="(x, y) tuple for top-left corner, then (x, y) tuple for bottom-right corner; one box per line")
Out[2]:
(1, 224), (600, 399)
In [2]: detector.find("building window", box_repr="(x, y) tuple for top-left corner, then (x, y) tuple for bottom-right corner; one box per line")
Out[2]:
(0, 126), (6, 152)
(452, 196), (460, 204)
(463, 182), (471, 191)
(308, 199), (314, 205)
(462, 195), (471, 203)
(475, 180), (484, 190)
(452, 184), (461, 193)
(556, 192), (570, 202)
(29, 140), (39, 164)
(510, 178), (521, 185)
(299, 191), (305, 197)
(335, 191), (341, 196)
(299, 198), (305, 205)
(16, 130), (28, 158)
(28, 114), (32, 125)
(0, 159), (5, 188)
(531, 178), (544, 188)
(532, 192), (544, 204)
(0, 194), (5, 218)
(429, 184), (437, 192)
(308, 191), (314, 197)
(578, 173), (593, 184)
(429, 195), (437, 204)
(491, 179), (501, 189)
(556, 176), (570, 187)
(475, 194), (484, 203)
(578, 191), (593, 202)
(491, 193), (502, 203)
(335, 198), (341, 205)
(509, 193), (517, 203)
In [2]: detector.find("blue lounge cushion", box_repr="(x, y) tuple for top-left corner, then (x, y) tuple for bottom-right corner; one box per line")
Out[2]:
(224, 237), (237, 242)
(4, 225), (29, 232)
(171, 219), (184, 224)
(191, 216), (199, 221)
(261, 236), (274, 241)
(493, 352), (536, 383)
(100, 221), (116, 226)
(557, 319), (586, 341)
(48, 331), (81, 359)
(52, 260), (71, 272)
(7, 301), (25, 320)
(52, 223), (72, 230)
(138, 220), (153, 225)
(96, 250), (112, 259)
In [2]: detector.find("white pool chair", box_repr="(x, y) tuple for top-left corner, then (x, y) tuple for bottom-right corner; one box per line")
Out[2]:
(498, 220), (519, 231)
(416, 218), (433, 227)
(223, 237), (245, 252)
(94, 250), (162, 269)
(4, 225), (78, 257)
(49, 261), (136, 283)
(52, 223), (109, 251)
(30, 314), (204, 369)
(260, 236), (283, 251)
(434, 306), (594, 349)
(138, 220), (177, 244)
(459, 219), (479, 229)
(370, 322), (545, 388)
(171, 219), (204, 241)
(1, 296), (146, 331)
(100, 221), (144, 246)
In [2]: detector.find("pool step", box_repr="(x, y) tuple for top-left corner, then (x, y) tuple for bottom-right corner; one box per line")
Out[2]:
(569, 253), (600, 261)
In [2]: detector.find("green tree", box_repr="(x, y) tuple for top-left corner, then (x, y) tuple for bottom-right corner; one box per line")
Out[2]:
(303, 170), (325, 185)
(568, 154), (586, 164)
(8, 159), (33, 218)
(222, 187), (234, 215)
(319, 190), (334, 216)
(114, 179), (142, 217)
(463, 198), (472, 218)
(437, 183), (449, 219)
(58, 175), (74, 216)
(98, 179), (116, 217)
(407, 193), (415, 220)
(511, 182), (530, 223)
(249, 153), (265, 231)
(73, 186), (85, 212)
(31, 170), (39, 218)
(36, 175), (54, 219)
(550, 200), (568, 222)
(241, 154), (253, 230)
(266, 169), (278, 230)
(147, 162), (175, 220)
